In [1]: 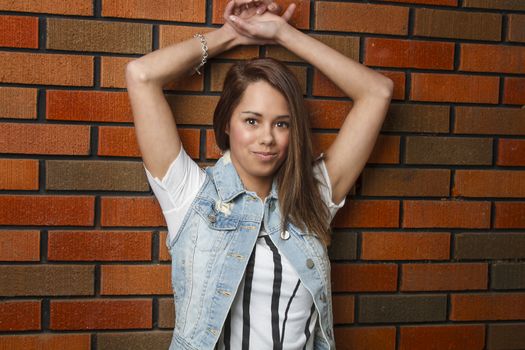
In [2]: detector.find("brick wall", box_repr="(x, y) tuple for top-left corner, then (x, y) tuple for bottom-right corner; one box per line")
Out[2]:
(0, 0), (524, 349)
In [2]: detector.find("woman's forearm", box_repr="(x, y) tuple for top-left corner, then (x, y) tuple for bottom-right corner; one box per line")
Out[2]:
(127, 27), (238, 86)
(276, 24), (393, 100)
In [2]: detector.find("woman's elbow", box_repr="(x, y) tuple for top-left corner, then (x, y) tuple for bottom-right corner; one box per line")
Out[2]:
(376, 77), (394, 99)
(125, 60), (149, 85)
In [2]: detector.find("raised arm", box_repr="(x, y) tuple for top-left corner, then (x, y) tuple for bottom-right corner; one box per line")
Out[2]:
(125, 29), (237, 180)
(227, 6), (394, 204)
(126, 0), (280, 180)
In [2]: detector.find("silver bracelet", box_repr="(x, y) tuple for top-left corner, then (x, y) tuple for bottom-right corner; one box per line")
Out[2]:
(193, 33), (208, 75)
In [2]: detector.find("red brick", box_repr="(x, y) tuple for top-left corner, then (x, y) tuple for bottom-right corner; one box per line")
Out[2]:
(504, 77), (525, 105)
(455, 106), (525, 135)
(206, 129), (221, 160)
(494, 202), (525, 229)
(380, 71), (406, 100)
(0, 52), (93, 86)
(213, 0), (310, 30)
(50, 299), (152, 330)
(159, 231), (171, 261)
(454, 170), (525, 198)
(334, 327), (396, 349)
(498, 139), (525, 166)
(0, 230), (40, 261)
(400, 325), (485, 350)
(365, 38), (454, 70)
(507, 14), (525, 43)
(0, 87), (37, 119)
(98, 126), (200, 159)
(0, 123), (90, 155)
(332, 295), (355, 324)
(48, 230), (152, 261)
(0, 334), (90, 349)
(312, 133), (337, 160)
(0, 195), (94, 226)
(332, 263), (397, 292)
(460, 44), (525, 74)
(0, 15), (38, 48)
(103, 0), (205, 22)
(414, 8), (501, 41)
(315, 2), (408, 35)
(0, 301), (40, 331)
(0, 0), (92, 15)
(306, 99), (352, 129)
(47, 18), (151, 54)
(361, 168), (450, 196)
(379, 0), (457, 4)
(47, 90), (131, 122)
(368, 135), (401, 164)
(463, 0), (525, 11)
(403, 200), (491, 228)
(100, 196), (165, 227)
(401, 263), (487, 291)
(333, 200), (399, 228)
(361, 232), (450, 260)
(410, 73), (499, 103)
(451, 293), (525, 320)
(0, 159), (39, 190)
(101, 265), (171, 295)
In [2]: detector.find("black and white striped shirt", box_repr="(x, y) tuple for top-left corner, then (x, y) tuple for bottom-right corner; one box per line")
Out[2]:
(215, 224), (318, 350)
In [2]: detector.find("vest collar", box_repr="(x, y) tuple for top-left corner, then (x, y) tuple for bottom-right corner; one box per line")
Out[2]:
(211, 149), (279, 203)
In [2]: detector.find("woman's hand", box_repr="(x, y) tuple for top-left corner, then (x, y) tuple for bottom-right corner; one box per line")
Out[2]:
(222, 0), (296, 46)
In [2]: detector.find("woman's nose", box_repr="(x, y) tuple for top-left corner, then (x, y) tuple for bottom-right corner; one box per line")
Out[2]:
(259, 124), (275, 144)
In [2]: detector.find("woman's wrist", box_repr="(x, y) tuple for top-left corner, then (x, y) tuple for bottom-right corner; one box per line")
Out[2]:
(216, 25), (240, 51)
(275, 22), (298, 47)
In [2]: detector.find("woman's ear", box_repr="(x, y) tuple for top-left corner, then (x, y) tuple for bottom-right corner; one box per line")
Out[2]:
(225, 122), (230, 135)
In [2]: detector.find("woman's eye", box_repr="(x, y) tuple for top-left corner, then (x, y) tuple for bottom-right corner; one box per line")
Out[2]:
(245, 118), (256, 125)
(276, 121), (289, 128)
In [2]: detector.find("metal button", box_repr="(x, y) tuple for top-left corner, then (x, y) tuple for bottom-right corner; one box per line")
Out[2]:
(280, 230), (290, 240)
(208, 214), (216, 223)
(306, 258), (314, 269)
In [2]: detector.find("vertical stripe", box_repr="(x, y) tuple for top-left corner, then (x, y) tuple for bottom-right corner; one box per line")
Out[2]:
(303, 303), (316, 350)
(263, 236), (283, 350)
(280, 278), (301, 348)
(242, 244), (257, 350)
(224, 308), (232, 350)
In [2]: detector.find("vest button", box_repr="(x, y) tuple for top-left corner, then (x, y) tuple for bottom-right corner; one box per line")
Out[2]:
(208, 214), (216, 223)
(280, 230), (290, 240)
(306, 258), (314, 269)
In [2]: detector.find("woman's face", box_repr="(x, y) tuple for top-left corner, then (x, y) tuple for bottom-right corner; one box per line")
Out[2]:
(226, 80), (291, 192)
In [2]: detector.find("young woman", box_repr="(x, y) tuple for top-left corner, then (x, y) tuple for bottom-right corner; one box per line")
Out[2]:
(126, 1), (393, 349)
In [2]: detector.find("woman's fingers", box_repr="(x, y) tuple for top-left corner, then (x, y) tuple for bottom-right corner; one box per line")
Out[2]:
(280, 2), (296, 22)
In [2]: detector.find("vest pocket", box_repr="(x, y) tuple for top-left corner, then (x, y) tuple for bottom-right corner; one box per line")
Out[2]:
(193, 198), (240, 252)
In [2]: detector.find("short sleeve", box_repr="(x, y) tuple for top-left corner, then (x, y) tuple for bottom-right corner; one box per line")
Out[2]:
(312, 153), (346, 221)
(143, 146), (206, 213)
(143, 147), (206, 249)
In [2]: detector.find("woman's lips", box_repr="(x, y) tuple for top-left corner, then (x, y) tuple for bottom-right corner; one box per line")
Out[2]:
(252, 151), (277, 161)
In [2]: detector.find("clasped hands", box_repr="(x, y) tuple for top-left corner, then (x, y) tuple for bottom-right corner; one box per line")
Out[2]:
(222, 0), (296, 46)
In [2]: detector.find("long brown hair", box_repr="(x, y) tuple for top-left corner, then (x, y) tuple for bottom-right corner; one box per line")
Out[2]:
(213, 57), (333, 247)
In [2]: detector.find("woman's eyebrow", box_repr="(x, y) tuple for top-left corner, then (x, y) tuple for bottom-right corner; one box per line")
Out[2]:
(241, 111), (290, 118)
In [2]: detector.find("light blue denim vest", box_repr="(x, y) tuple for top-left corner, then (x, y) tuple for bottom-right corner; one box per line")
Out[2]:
(166, 150), (336, 350)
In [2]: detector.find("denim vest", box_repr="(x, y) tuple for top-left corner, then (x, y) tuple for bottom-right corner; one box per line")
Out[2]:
(166, 150), (336, 350)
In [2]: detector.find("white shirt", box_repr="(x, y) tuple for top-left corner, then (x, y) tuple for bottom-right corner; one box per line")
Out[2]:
(143, 147), (345, 350)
